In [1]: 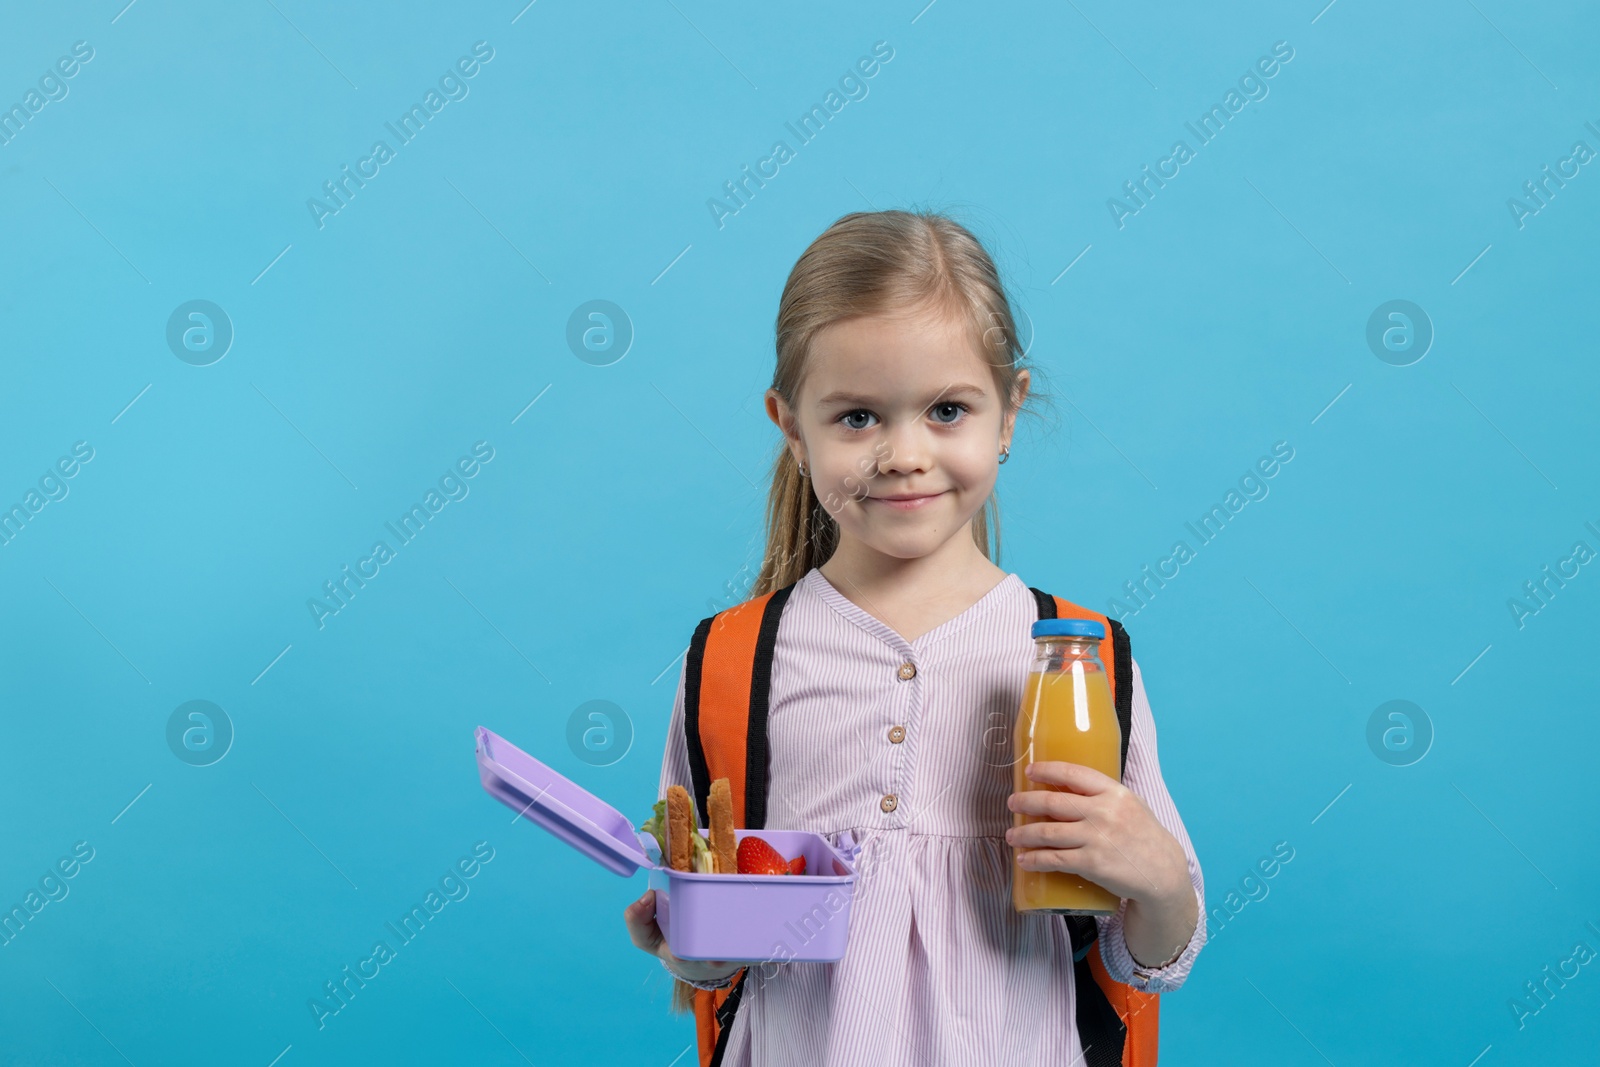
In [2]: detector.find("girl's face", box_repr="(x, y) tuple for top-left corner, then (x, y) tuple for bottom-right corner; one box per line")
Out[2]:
(767, 304), (1029, 564)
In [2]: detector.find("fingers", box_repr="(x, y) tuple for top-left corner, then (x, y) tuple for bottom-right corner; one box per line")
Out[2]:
(1022, 761), (1117, 793)
(624, 888), (654, 918)
(1008, 787), (1094, 822)
(1006, 819), (1087, 850)
(623, 889), (663, 954)
(1015, 847), (1082, 871)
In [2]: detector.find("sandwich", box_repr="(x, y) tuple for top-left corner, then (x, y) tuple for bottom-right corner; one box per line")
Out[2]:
(707, 778), (738, 876)
(638, 778), (807, 875)
(640, 783), (724, 873)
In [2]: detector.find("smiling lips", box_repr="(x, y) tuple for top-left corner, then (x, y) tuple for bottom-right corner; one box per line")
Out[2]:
(867, 491), (946, 511)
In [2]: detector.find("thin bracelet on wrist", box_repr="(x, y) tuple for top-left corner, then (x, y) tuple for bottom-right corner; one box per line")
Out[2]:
(662, 956), (737, 990)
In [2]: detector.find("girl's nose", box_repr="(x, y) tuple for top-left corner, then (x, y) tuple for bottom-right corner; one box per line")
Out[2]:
(877, 430), (931, 475)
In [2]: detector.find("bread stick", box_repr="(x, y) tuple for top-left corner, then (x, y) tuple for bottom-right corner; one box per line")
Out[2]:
(707, 778), (737, 876)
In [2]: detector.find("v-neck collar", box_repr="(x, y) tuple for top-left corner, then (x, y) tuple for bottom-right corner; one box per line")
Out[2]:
(802, 567), (1023, 654)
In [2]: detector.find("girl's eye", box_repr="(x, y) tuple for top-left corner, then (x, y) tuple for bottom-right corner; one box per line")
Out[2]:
(930, 402), (967, 425)
(840, 410), (877, 431)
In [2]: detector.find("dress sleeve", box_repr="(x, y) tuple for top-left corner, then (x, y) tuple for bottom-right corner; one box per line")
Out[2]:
(1093, 657), (1207, 993)
(658, 651), (695, 806)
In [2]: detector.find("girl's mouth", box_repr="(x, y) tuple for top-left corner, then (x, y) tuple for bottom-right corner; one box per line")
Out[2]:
(867, 491), (946, 511)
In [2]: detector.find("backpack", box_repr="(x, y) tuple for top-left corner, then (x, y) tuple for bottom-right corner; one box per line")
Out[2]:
(676, 580), (1159, 1067)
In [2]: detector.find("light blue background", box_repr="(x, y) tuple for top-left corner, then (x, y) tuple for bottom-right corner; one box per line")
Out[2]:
(2, 1), (1596, 1063)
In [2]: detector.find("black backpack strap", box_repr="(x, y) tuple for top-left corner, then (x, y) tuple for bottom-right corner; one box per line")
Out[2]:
(1071, 952), (1130, 1067)
(1029, 586), (1135, 1067)
(683, 612), (716, 825)
(708, 971), (748, 1067)
(743, 582), (795, 831)
(1108, 617), (1133, 776)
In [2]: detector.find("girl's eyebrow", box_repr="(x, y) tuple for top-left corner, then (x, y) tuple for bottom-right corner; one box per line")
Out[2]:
(815, 382), (989, 408)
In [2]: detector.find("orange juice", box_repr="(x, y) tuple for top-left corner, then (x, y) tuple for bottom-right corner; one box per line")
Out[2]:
(1012, 627), (1122, 915)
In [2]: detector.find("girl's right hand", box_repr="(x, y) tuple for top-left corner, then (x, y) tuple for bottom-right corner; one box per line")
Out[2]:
(624, 888), (752, 985)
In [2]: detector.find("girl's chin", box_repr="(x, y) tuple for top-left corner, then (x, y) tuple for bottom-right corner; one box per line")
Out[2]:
(840, 525), (964, 561)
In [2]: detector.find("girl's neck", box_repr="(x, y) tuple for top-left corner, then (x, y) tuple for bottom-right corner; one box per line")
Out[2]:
(817, 526), (1008, 642)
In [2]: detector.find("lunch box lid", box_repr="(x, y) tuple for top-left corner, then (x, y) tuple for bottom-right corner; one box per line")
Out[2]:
(475, 725), (654, 877)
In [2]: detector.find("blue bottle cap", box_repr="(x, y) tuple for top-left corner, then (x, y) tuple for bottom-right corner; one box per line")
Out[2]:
(1031, 618), (1106, 640)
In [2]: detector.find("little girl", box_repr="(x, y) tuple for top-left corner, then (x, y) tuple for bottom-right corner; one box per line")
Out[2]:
(624, 210), (1205, 1065)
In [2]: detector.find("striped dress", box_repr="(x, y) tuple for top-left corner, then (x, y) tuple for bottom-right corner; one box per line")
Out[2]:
(657, 567), (1206, 1065)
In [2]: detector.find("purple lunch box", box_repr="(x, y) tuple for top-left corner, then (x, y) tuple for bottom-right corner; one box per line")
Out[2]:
(475, 726), (860, 963)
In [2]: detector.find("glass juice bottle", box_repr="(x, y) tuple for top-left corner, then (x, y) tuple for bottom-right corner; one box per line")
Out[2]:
(1012, 618), (1122, 915)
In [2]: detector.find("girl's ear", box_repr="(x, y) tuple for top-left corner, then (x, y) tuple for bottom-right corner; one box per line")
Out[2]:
(764, 388), (787, 431)
(765, 388), (805, 457)
(1001, 369), (1031, 448)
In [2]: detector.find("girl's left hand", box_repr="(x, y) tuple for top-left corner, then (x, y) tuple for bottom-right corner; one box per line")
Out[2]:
(1005, 761), (1190, 907)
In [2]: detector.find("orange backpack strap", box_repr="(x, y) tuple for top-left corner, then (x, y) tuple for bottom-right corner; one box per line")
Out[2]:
(684, 583), (795, 828)
(1029, 588), (1158, 1067)
(1089, 945), (1161, 1067)
(680, 582), (797, 1067)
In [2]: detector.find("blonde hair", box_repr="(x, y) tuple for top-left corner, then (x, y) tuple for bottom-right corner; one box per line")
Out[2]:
(751, 209), (1037, 597)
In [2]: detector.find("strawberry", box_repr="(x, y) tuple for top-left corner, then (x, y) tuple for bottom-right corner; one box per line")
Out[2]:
(788, 854), (807, 876)
(736, 835), (790, 876)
